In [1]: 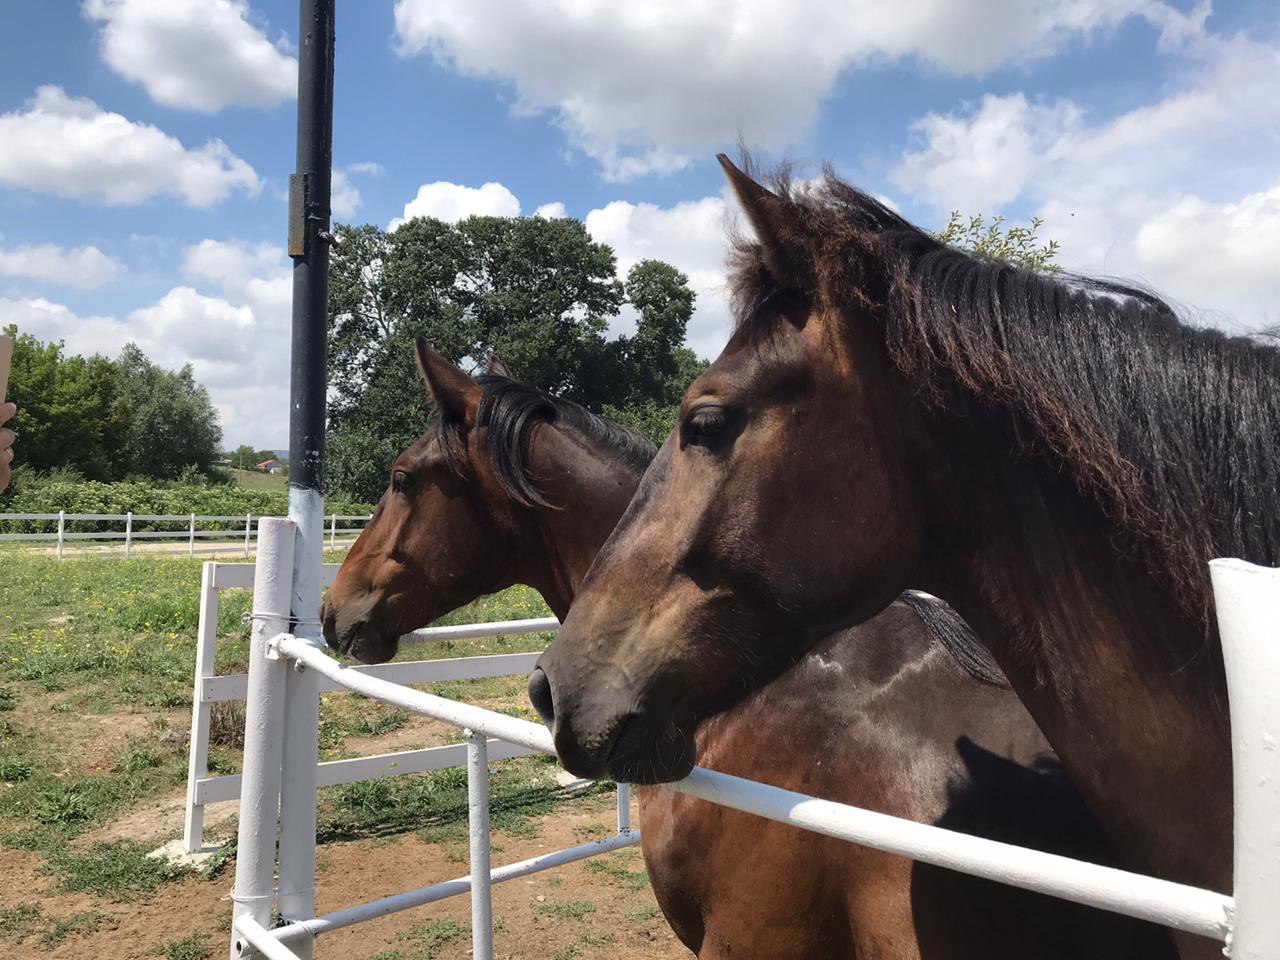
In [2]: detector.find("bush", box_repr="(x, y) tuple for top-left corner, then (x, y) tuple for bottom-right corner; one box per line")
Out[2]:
(0, 478), (374, 534)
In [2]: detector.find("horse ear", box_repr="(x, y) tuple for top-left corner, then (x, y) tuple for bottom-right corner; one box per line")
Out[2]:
(415, 338), (481, 423)
(717, 154), (811, 292)
(486, 355), (514, 379)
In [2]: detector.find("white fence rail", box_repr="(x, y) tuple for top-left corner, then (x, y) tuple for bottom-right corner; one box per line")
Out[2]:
(182, 559), (559, 853)
(0, 511), (372, 558)
(227, 519), (1279, 960)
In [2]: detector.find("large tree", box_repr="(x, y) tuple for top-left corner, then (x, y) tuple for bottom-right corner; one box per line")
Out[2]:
(326, 215), (702, 500)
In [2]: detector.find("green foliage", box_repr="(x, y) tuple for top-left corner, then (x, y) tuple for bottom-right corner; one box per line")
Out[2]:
(326, 217), (703, 501)
(935, 213), (1060, 272)
(1, 328), (223, 486)
(400, 918), (467, 959)
(600, 400), (678, 448)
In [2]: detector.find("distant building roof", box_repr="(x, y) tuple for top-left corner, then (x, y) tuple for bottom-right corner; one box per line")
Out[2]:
(256, 459), (280, 469)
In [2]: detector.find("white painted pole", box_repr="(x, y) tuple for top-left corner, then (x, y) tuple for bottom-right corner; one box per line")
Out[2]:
(189, 512), (196, 558)
(245, 513), (253, 558)
(229, 518), (296, 960)
(276, 489), (325, 960)
(616, 782), (632, 834)
(1210, 558), (1280, 960)
(466, 730), (494, 960)
(269, 832), (641, 945)
(124, 511), (133, 559)
(183, 562), (222, 853)
(56, 509), (64, 560)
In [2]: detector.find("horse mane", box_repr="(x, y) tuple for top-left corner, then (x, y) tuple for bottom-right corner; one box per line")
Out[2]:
(899, 591), (1007, 687)
(437, 373), (656, 509)
(729, 164), (1280, 623)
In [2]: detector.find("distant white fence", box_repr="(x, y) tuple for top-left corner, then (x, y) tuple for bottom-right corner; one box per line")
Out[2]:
(0, 512), (372, 558)
(182, 559), (560, 853)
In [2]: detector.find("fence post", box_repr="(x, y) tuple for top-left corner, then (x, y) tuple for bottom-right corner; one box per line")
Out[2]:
(124, 511), (133, 559)
(466, 730), (494, 960)
(244, 513), (252, 559)
(183, 562), (221, 853)
(229, 518), (295, 960)
(188, 512), (196, 558)
(329, 513), (336, 550)
(1210, 559), (1280, 960)
(56, 510), (65, 560)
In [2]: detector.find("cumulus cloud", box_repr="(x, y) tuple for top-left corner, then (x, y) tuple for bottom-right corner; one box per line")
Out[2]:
(0, 242), (123, 289)
(585, 197), (731, 358)
(331, 170), (362, 220)
(83, 0), (296, 113)
(390, 180), (520, 229)
(0, 86), (261, 207)
(394, 0), (1189, 180)
(891, 32), (1280, 330)
(0, 237), (295, 446)
(533, 201), (567, 219)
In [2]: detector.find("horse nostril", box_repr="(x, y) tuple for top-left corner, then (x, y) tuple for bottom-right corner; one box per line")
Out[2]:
(528, 667), (555, 725)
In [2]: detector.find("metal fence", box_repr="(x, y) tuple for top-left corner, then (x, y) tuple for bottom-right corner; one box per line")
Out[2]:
(0, 512), (372, 558)
(181, 559), (559, 853)
(225, 517), (1280, 960)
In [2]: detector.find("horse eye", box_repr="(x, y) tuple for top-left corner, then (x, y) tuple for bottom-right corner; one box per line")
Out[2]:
(681, 405), (732, 448)
(392, 470), (413, 493)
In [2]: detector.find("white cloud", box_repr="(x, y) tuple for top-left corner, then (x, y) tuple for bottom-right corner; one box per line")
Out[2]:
(533, 201), (567, 219)
(83, 0), (296, 113)
(890, 33), (1280, 331)
(0, 243), (123, 289)
(394, 0), (1184, 180)
(0, 86), (261, 207)
(585, 196), (730, 358)
(0, 237), (296, 447)
(331, 170), (362, 221)
(390, 180), (520, 229)
(347, 161), (386, 177)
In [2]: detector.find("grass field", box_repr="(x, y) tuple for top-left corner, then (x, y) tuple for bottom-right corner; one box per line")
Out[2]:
(0, 548), (682, 960)
(228, 468), (287, 491)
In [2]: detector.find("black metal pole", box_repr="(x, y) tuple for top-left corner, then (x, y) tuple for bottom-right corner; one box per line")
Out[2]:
(287, 0), (334, 508)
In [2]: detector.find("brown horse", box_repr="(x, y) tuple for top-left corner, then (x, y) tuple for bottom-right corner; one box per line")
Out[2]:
(534, 157), (1280, 958)
(322, 343), (1173, 959)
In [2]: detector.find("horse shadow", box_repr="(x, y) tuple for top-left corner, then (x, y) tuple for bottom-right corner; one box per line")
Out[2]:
(910, 737), (1178, 960)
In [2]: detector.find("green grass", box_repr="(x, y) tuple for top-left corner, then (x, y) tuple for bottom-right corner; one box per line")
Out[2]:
(45, 840), (190, 899)
(537, 899), (596, 920)
(0, 902), (103, 947)
(397, 918), (467, 959)
(229, 468), (286, 491)
(583, 849), (649, 891)
(159, 932), (212, 960)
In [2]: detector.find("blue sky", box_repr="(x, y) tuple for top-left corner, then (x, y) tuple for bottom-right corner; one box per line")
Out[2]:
(0, 1), (1276, 447)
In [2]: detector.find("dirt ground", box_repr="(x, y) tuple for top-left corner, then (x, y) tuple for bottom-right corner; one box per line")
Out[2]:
(0, 782), (686, 960)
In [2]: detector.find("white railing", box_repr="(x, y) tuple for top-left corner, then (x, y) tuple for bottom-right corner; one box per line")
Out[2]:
(0, 512), (371, 558)
(228, 519), (1279, 960)
(182, 559), (559, 853)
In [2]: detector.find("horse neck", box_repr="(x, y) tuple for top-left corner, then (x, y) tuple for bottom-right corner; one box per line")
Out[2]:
(919, 412), (1232, 890)
(512, 422), (647, 620)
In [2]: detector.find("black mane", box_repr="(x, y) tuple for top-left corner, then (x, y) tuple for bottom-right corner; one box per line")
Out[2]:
(437, 374), (656, 509)
(731, 167), (1280, 621)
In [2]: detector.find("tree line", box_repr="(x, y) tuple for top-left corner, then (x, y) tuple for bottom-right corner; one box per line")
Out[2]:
(2, 329), (222, 490)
